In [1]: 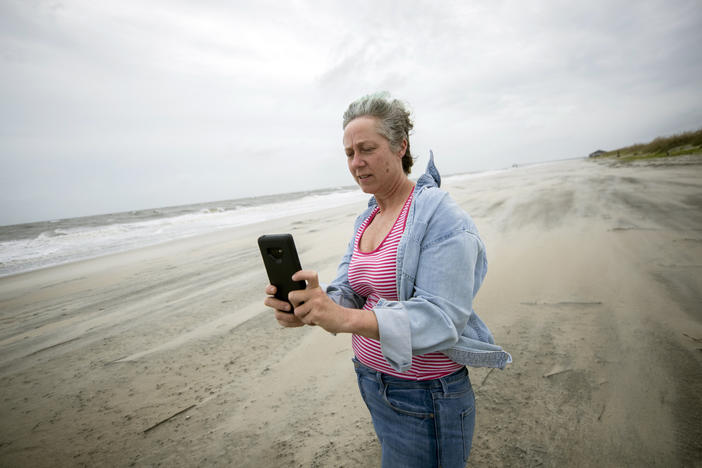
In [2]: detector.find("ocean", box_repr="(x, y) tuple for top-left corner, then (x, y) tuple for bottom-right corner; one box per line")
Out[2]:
(0, 165), (522, 278)
(0, 186), (369, 278)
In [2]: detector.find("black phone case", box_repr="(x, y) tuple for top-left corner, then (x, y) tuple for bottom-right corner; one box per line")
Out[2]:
(258, 234), (306, 313)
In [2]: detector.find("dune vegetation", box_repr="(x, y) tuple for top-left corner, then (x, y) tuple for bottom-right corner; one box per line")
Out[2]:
(590, 127), (702, 161)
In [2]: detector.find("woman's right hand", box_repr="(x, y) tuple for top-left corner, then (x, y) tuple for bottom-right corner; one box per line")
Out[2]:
(264, 284), (305, 327)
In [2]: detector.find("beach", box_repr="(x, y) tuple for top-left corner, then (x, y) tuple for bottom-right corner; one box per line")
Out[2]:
(1, 156), (701, 467)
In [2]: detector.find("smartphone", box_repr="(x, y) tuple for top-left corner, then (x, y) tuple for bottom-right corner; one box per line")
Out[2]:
(258, 234), (306, 313)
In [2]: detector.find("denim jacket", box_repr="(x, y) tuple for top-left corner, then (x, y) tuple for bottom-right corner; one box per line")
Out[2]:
(326, 152), (512, 372)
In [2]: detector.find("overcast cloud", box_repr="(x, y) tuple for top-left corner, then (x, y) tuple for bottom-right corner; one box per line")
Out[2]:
(1, 0), (701, 225)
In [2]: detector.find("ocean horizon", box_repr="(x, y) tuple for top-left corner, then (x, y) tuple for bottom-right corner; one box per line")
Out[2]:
(0, 185), (369, 278)
(0, 165), (527, 278)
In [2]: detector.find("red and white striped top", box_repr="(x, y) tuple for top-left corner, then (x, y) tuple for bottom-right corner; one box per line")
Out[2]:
(349, 188), (463, 380)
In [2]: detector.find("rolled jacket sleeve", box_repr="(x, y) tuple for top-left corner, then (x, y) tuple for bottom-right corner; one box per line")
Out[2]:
(373, 229), (484, 372)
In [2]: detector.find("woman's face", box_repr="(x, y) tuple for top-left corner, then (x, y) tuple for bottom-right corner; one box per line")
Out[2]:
(343, 116), (407, 194)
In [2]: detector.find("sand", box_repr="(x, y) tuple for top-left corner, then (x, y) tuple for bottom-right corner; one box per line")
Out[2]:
(1, 155), (701, 467)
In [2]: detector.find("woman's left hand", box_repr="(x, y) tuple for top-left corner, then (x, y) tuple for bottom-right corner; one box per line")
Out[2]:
(288, 270), (349, 334)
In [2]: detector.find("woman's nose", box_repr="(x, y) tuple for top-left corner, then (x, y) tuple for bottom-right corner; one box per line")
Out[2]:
(350, 153), (364, 167)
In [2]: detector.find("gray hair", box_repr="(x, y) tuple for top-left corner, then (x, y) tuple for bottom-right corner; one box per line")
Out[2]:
(342, 92), (415, 174)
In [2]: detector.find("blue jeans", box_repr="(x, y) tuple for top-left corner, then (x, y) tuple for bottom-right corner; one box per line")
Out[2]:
(353, 358), (475, 468)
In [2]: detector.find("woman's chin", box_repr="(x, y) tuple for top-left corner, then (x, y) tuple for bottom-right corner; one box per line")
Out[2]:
(358, 183), (375, 194)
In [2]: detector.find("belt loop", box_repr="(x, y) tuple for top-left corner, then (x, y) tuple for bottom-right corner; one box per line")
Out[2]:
(439, 375), (449, 395)
(375, 369), (389, 402)
(375, 369), (384, 387)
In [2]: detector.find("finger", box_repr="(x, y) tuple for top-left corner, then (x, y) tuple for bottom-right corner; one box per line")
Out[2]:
(265, 284), (277, 295)
(275, 311), (304, 327)
(292, 270), (320, 289)
(264, 297), (291, 312)
(288, 289), (309, 307)
(293, 305), (314, 326)
(275, 309), (299, 322)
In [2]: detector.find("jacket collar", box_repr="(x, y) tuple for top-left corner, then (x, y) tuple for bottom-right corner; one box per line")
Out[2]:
(416, 150), (441, 190)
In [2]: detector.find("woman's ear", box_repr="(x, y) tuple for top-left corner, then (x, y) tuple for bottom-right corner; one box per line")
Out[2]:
(398, 139), (408, 158)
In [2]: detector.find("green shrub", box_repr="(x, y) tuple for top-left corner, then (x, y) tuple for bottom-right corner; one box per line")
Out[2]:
(600, 127), (702, 159)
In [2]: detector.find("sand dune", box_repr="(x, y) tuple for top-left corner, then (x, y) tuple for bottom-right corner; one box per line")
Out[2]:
(1, 156), (701, 467)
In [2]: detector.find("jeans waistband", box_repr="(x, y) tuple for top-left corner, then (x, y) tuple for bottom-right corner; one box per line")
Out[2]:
(352, 357), (468, 389)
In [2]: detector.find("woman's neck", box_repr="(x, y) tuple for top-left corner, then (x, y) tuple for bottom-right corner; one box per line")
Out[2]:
(375, 177), (415, 213)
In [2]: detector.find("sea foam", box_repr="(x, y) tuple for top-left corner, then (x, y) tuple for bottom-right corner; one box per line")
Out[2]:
(0, 189), (368, 277)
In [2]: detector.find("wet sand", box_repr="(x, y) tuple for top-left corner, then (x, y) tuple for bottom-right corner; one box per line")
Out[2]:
(1, 155), (701, 467)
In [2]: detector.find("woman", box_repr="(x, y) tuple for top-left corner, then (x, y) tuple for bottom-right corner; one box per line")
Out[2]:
(264, 93), (510, 467)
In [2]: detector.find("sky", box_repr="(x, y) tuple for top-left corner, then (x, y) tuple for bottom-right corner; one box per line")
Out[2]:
(1, 0), (701, 226)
